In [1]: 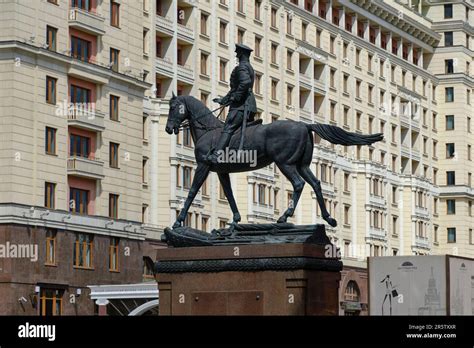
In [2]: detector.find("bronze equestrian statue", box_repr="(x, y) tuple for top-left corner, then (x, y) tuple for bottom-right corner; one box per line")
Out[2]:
(165, 43), (383, 231)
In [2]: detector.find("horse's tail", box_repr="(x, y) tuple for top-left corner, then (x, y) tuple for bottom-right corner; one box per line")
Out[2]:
(307, 123), (384, 146)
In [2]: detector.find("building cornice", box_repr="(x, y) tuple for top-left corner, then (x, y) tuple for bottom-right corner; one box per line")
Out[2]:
(279, 0), (439, 83)
(0, 41), (151, 92)
(431, 20), (474, 35)
(0, 203), (152, 240)
(435, 73), (474, 87)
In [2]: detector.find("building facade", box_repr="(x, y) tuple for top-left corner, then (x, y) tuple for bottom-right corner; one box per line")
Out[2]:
(0, 0), (161, 315)
(153, 0), (473, 315)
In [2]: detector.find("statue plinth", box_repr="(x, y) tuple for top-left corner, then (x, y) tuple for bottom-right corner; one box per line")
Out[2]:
(155, 224), (342, 315)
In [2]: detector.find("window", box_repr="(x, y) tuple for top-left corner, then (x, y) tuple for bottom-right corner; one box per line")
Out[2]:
(445, 32), (453, 46)
(110, 48), (119, 72)
(111, 1), (120, 27)
(368, 54), (373, 72)
(46, 76), (57, 104)
(254, 0), (261, 20)
(287, 50), (293, 70)
(316, 29), (321, 48)
(445, 87), (454, 102)
(344, 281), (360, 302)
(45, 182), (56, 209)
(71, 36), (91, 62)
(271, 7), (277, 28)
(447, 199), (456, 214)
(258, 184), (266, 204)
(271, 79), (278, 100)
(330, 36), (335, 54)
(344, 205), (350, 225)
(447, 171), (456, 185)
(343, 74), (349, 94)
(446, 143), (455, 158)
(70, 188), (89, 214)
(445, 59), (454, 74)
(468, 117), (472, 133)
(46, 26), (57, 51)
(45, 127), (56, 154)
(356, 112), (362, 130)
(330, 69), (336, 89)
(444, 4), (453, 19)
(368, 85), (374, 104)
(110, 142), (119, 168)
(355, 48), (361, 66)
(45, 229), (56, 265)
(72, 0), (91, 10)
(74, 233), (93, 267)
(219, 59), (227, 82)
(237, 0), (244, 13)
(200, 13), (208, 35)
(183, 166), (192, 189)
(468, 144), (472, 161)
(219, 21), (227, 43)
(110, 95), (119, 121)
(255, 73), (262, 94)
(200, 52), (208, 75)
(237, 28), (244, 44)
(447, 228), (456, 243)
(69, 134), (90, 158)
(109, 194), (119, 218)
(142, 204), (148, 223)
(271, 43), (278, 64)
(446, 115), (454, 130)
(40, 289), (63, 316)
(255, 36), (261, 57)
(344, 172), (350, 192)
(301, 22), (307, 41)
(286, 85), (293, 105)
(183, 128), (192, 147)
(109, 237), (119, 272)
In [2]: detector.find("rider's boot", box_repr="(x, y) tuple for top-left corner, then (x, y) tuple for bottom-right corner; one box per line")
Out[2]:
(205, 132), (232, 165)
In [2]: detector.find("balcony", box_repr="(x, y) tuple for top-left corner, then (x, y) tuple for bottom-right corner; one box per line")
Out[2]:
(300, 108), (312, 121)
(67, 156), (104, 180)
(314, 79), (325, 94)
(414, 205), (429, 218)
(68, 8), (105, 36)
(156, 56), (173, 78)
(369, 194), (386, 207)
(369, 227), (386, 239)
(414, 235), (429, 249)
(177, 23), (194, 42)
(299, 74), (312, 90)
(156, 15), (173, 35)
(67, 107), (105, 132)
(177, 64), (194, 84)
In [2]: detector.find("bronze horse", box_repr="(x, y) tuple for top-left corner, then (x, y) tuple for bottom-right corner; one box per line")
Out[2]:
(165, 94), (383, 230)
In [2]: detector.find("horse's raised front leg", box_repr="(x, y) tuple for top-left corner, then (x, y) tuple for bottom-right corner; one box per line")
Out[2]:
(173, 164), (210, 229)
(276, 163), (305, 223)
(218, 172), (241, 235)
(297, 165), (337, 227)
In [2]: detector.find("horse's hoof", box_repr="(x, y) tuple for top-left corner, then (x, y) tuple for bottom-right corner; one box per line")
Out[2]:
(277, 216), (287, 223)
(172, 221), (181, 229)
(324, 216), (337, 227)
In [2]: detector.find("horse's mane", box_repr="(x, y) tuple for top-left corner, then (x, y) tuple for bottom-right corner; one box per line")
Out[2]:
(182, 95), (224, 127)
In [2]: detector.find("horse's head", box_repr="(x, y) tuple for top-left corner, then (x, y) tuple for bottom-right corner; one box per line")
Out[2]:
(165, 92), (188, 135)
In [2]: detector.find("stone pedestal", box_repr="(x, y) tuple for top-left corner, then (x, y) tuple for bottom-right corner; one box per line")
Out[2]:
(155, 243), (342, 315)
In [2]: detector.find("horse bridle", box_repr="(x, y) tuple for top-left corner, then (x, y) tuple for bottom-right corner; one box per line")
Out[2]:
(173, 100), (226, 132)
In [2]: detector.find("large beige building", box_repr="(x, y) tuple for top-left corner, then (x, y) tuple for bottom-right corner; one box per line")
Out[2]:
(153, 0), (473, 314)
(0, 0), (160, 315)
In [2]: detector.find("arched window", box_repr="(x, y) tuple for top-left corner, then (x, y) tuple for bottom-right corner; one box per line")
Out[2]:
(344, 280), (360, 302)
